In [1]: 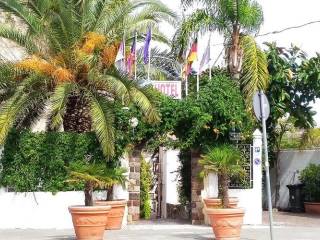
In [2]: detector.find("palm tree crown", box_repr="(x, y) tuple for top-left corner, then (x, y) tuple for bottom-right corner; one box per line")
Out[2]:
(0, 0), (177, 157)
(176, 0), (268, 108)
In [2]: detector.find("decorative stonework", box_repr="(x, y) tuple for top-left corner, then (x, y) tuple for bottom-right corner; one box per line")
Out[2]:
(127, 147), (141, 222)
(191, 150), (204, 225)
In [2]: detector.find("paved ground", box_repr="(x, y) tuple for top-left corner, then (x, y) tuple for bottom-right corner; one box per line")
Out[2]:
(1, 212), (320, 240)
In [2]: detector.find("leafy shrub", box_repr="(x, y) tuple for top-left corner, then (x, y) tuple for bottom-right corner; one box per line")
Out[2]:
(0, 130), (107, 192)
(140, 155), (152, 219)
(299, 164), (320, 202)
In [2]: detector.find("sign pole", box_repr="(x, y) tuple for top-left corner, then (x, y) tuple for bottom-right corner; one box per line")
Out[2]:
(259, 90), (275, 240)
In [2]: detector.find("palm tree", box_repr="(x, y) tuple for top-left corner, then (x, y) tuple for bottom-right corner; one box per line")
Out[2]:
(0, 0), (177, 159)
(175, 0), (269, 107)
(200, 144), (245, 208)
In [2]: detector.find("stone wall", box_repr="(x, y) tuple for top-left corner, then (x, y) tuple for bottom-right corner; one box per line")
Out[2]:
(127, 147), (141, 222)
(191, 150), (204, 225)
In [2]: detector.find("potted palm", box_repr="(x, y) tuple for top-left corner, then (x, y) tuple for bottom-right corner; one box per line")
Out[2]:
(67, 160), (126, 240)
(94, 166), (128, 230)
(299, 163), (320, 214)
(200, 144), (246, 240)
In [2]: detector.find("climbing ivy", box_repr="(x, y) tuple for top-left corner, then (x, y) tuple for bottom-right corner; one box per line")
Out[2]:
(140, 155), (152, 219)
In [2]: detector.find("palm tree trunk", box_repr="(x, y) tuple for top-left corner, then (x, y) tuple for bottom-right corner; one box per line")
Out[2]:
(228, 24), (243, 80)
(85, 181), (94, 206)
(63, 94), (92, 132)
(219, 174), (230, 208)
(106, 186), (114, 201)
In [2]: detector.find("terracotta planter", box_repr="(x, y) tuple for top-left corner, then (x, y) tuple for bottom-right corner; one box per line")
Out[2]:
(204, 197), (239, 209)
(206, 208), (245, 240)
(95, 199), (127, 230)
(304, 202), (320, 214)
(69, 205), (111, 240)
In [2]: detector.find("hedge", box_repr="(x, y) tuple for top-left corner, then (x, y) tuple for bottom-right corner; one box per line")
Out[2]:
(0, 130), (106, 192)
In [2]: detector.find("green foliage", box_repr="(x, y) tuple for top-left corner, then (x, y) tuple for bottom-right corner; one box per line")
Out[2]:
(172, 71), (252, 151)
(240, 35), (269, 108)
(199, 144), (246, 207)
(265, 43), (320, 157)
(140, 155), (152, 219)
(0, 0), (177, 159)
(67, 160), (127, 189)
(199, 145), (246, 179)
(299, 129), (320, 149)
(177, 150), (191, 205)
(0, 130), (114, 192)
(299, 164), (320, 202)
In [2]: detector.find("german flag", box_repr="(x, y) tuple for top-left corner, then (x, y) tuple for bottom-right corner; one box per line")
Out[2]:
(187, 39), (198, 63)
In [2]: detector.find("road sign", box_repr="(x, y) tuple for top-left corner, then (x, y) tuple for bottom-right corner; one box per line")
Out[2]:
(253, 90), (274, 240)
(253, 92), (270, 121)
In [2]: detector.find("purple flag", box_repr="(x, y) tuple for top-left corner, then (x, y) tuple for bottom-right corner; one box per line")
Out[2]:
(143, 28), (152, 64)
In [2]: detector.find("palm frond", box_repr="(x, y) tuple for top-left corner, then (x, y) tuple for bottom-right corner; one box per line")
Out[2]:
(240, 35), (269, 108)
(49, 82), (76, 129)
(0, 0), (43, 34)
(0, 25), (38, 54)
(87, 91), (115, 158)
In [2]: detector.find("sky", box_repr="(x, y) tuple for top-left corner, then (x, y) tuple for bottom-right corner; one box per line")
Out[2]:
(160, 0), (320, 126)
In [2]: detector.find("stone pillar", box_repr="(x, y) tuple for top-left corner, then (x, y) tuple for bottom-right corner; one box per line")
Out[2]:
(127, 147), (141, 222)
(191, 149), (204, 225)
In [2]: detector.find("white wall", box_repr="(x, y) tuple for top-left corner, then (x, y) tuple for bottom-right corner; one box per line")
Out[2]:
(271, 149), (320, 210)
(164, 149), (180, 205)
(202, 129), (263, 225)
(161, 148), (180, 219)
(0, 190), (84, 229)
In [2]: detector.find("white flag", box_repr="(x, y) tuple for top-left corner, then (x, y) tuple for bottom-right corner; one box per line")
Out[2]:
(115, 41), (125, 71)
(199, 40), (210, 73)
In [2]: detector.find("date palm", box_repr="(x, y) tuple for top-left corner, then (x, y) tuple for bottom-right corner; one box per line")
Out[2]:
(0, 0), (177, 158)
(176, 0), (269, 107)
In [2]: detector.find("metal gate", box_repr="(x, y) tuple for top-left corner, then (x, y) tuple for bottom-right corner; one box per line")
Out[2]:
(229, 144), (253, 189)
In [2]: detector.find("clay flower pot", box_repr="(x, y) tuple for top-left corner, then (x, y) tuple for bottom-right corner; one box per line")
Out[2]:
(206, 208), (245, 240)
(95, 199), (127, 230)
(69, 205), (111, 240)
(304, 202), (320, 214)
(204, 197), (239, 209)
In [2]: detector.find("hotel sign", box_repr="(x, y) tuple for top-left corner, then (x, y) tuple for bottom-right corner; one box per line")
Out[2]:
(151, 81), (182, 99)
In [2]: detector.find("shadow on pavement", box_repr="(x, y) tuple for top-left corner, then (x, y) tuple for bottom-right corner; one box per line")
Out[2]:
(173, 233), (212, 240)
(46, 236), (75, 240)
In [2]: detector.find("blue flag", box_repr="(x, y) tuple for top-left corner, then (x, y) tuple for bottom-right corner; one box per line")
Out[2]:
(143, 28), (151, 64)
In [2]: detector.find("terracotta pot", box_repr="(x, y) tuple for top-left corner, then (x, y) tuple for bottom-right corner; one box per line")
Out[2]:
(304, 202), (320, 214)
(95, 199), (127, 230)
(206, 208), (245, 240)
(69, 205), (111, 240)
(204, 197), (239, 209)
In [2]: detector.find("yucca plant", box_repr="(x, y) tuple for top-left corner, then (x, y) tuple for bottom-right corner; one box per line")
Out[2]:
(200, 144), (246, 208)
(68, 160), (127, 206)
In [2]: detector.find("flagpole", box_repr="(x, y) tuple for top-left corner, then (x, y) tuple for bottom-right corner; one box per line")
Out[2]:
(209, 32), (212, 80)
(147, 28), (152, 81)
(185, 74), (188, 96)
(123, 31), (126, 72)
(134, 31), (137, 80)
(197, 32), (200, 98)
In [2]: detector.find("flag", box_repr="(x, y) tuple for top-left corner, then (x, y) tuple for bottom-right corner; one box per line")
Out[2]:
(127, 38), (136, 76)
(199, 39), (210, 73)
(182, 39), (198, 77)
(182, 63), (192, 78)
(144, 28), (152, 64)
(187, 39), (198, 63)
(115, 41), (125, 71)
